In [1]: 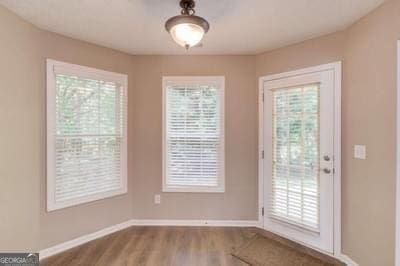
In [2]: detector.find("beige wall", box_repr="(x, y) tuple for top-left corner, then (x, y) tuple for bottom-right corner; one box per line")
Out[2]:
(256, 31), (346, 77)
(41, 53), (258, 247)
(0, 5), (42, 252)
(255, 1), (400, 264)
(39, 32), (135, 249)
(0, 4), (135, 250)
(0, 5), (258, 250)
(342, 0), (400, 265)
(1, 0), (400, 264)
(130, 55), (258, 220)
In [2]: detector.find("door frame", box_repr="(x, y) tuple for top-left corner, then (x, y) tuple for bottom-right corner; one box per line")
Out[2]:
(396, 40), (400, 266)
(258, 62), (342, 256)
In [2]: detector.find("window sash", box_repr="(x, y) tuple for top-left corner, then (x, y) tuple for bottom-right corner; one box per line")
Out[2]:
(46, 59), (128, 211)
(270, 84), (320, 232)
(163, 77), (225, 193)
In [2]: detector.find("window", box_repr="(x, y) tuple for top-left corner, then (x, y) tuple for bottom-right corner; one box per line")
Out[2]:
(271, 85), (320, 231)
(163, 76), (225, 193)
(46, 59), (128, 211)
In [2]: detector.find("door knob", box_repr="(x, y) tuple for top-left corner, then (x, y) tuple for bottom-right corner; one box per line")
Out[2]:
(322, 168), (331, 174)
(323, 155), (330, 161)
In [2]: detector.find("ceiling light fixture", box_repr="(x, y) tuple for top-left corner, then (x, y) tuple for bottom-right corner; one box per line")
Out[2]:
(165, 0), (210, 49)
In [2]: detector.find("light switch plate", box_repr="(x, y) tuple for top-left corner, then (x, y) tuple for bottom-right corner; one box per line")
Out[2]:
(354, 145), (366, 160)
(154, 194), (161, 204)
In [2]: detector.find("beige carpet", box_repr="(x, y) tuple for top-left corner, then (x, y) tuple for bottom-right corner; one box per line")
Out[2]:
(232, 234), (335, 266)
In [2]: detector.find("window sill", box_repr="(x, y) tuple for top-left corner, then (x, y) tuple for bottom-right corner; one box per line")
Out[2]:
(47, 187), (127, 212)
(162, 186), (225, 193)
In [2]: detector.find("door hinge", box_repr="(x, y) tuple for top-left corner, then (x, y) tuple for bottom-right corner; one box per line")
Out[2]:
(262, 207), (264, 216)
(262, 150), (264, 159)
(262, 93), (264, 102)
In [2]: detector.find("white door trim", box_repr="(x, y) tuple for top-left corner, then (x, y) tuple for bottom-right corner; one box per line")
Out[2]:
(396, 40), (400, 266)
(258, 62), (342, 256)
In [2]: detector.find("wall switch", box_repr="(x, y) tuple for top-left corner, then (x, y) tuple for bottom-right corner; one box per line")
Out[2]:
(354, 145), (366, 160)
(154, 194), (161, 204)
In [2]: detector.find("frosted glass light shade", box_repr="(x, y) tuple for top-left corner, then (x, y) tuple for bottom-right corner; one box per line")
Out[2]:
(165, 15), (210, 49)
(170, 23), (204, 48)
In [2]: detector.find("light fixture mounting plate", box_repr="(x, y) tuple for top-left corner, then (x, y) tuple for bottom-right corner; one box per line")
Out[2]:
(180, 0), (196, 15)
(180, 0), (195, 10)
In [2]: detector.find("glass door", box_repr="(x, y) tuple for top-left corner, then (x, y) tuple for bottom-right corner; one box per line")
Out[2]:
(263, 69), (335, 253)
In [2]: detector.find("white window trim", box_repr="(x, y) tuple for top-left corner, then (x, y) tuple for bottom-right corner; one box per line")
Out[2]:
(162, 76), (225, 193)
(46, 59), (128, 211)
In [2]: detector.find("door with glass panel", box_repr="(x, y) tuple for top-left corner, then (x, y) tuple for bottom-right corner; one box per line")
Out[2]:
(263, 70), (335, 253)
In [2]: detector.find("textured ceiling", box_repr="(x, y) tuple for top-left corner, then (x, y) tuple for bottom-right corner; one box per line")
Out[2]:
(0, 0), (385, 55)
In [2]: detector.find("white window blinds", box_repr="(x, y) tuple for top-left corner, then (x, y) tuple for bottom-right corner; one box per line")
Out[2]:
(271, 84), (320, 232)
(163, 77), (225, 193)
(47, 60), (127, 211)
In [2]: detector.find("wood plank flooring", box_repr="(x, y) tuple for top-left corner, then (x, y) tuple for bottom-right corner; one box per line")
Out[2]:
(41, 227), (257, 266)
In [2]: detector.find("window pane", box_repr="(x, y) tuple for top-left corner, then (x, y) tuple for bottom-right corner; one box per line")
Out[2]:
(54, 73), (124, 203)
(271, 84), (320, 232)
(165, 81), (223, 190)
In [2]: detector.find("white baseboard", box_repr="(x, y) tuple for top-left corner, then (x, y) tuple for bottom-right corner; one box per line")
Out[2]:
(40, 219), (356, 266)
(39, 219), (133, 260)
(39, 219), (259, 260)
(130, 219), (259, 227)
(337, 253), (359, 266)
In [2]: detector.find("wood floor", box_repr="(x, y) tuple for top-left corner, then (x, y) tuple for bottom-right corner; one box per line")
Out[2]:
(41, 226), (257, 266)
(41, 226), (342, 266)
